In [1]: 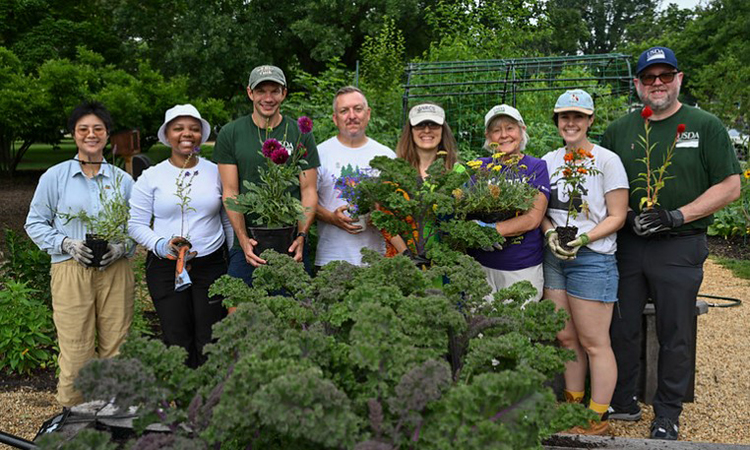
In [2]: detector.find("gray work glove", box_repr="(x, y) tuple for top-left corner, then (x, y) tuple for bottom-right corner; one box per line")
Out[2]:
(99, 242), (127, 270)
(62, 238), (93, 266)
(545, 230), (574, 261)
(634, 208), (684, 237)
(154, 238), (177, 259)
(474, 220), (503, 251)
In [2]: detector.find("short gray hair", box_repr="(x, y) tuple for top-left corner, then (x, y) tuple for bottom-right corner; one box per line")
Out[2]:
(483, 115), (529, 153)
(332, 86), (368, 114)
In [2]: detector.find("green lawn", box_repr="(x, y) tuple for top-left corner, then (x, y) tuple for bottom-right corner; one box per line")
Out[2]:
(713, 257), (750, 281)
(16, 140), (214, 171)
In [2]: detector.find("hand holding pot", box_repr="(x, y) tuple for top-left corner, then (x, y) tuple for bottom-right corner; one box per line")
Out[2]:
(545, 230), (575, 261)
(332, 205), (363, 234)
(99, 242), (127, 270)
(241, 236), (266, 267)
(62, 238), (93, 266)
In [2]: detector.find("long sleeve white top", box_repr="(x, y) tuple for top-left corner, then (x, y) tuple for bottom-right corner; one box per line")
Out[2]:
(128, 157), (232, 256)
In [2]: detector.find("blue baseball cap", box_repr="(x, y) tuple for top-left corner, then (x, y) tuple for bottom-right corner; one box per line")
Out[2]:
(636, 46), (679, 75)
(554, 89), (594, 115)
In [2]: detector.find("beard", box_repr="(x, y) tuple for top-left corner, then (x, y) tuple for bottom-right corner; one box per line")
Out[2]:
(637, 85), (681, 114)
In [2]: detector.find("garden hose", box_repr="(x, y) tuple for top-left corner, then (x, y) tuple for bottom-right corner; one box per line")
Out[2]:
(698, 293), (742, 308)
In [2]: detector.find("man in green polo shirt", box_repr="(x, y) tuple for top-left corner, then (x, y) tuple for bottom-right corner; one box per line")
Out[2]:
(214, 65), (320, 286)
(602, 46), (741, 441)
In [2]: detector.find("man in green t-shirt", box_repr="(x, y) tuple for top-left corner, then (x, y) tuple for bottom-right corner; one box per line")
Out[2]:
(602, 47), (741, 441)
(214, 65), (320, 285)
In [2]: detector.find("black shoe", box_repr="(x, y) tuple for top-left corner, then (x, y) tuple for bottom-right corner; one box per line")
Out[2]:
(650, 416), (679, 440)
(607, 401), (642, 421)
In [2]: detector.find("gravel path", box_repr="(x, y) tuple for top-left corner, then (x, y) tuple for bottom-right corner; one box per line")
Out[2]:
(1, 258), (748, 445)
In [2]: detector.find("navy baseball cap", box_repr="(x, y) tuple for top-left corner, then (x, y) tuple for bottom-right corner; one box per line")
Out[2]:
(636, 47), (679, 75)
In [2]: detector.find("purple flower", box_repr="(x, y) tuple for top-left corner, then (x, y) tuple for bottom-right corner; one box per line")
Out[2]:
(262, 139), (282, 158)
(184, 171), (191, 177)
(193, 146), (201, 154)
(297, 116), (313, 134)
(193, 170), (199, 176)
(270, 148), (290, 164)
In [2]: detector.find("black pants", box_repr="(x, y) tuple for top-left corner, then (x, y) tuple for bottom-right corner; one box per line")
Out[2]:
(146, 246), (228, 368)
(609, 231), (708, 420)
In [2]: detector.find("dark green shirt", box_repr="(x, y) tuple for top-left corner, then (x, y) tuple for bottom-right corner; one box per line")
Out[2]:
(601, 104), (740, 231)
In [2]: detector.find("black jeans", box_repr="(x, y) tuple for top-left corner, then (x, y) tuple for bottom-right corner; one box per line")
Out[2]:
(146, 246), (228, 368)
(609, 230), (708, 420)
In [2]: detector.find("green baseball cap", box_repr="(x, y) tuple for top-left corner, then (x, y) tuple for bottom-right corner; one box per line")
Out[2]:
(248, 65), (286, 89)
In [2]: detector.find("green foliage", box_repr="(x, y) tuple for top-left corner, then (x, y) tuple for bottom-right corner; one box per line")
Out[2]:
(709, 167), (750, 239)
(0, 281), (56, 374)
(1, 228), (52, 306)
(69, 247), (588, 448)
(37, 428), (118, 450)
(713, 257), (750, 281)
(56, 167), (131, 242)
(360, 155), (498, 256)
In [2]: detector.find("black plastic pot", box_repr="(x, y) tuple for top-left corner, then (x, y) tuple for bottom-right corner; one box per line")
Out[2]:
(466, 210), (519, 223)
(555, 225), (578, 252)
(247, 226), (296, 257)
(85, 234), (108, 268)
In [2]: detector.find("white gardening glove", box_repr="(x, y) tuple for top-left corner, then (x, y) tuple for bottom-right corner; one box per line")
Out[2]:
(99, 242), (127, 270)
(545, 230), (574, 261)
(62, 238), (93, 266)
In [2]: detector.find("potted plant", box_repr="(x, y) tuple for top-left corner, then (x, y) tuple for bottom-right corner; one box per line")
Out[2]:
(57, 168), (132, 267)
(225, 117), (313, 255)
(456, 152), (540, 224)
(550, 148), (601, 250)
(354, 154), (499, 264)
(633, 105), (685, 211)
(333, 167), (377, 233)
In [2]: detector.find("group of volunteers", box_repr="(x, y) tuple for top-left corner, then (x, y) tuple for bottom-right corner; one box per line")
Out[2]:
(25, 46), (741, 441)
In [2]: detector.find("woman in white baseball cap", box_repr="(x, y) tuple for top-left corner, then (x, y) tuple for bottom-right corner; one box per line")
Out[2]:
(396, 102), (458, 177)
(468, 104), (551, 303)
(540, 89), (629, 434)
(128, 104), (234, 368)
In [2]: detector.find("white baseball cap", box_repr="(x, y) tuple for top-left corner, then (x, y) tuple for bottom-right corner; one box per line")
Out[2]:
(157, 104), (211, 146)
(409, 103), (446, 126)
(484, 104), (525, 128)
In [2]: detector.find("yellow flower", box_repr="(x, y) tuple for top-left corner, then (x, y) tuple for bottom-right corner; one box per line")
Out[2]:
(492, 165), (503, 171)
(744, 169), (750, 179)
(492, 152), (504, 159)
(486, 163), (494, 169)
(489, 142), (500, 150)
(467, 160), (483, 169)
(488, 184), (501, 198)
(452, 188), (464, 200)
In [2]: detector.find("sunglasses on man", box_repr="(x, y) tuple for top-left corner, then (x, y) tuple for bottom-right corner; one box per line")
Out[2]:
(639, 71), (679, 86)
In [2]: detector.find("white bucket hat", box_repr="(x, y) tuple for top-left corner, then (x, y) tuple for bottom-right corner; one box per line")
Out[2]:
(157, 104), (211, 147)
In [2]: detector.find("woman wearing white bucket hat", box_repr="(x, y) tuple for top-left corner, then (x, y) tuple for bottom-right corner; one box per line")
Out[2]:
(128, 104), (233, 368)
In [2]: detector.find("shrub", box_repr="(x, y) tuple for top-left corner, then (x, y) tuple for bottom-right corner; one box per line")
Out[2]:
(68, 248), (591, 449)
(0, 280), (57, 374)
(1, 228), (52, 305)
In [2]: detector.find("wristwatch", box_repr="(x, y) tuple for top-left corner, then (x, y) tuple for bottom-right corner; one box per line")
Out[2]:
(296, 231), (307, 239)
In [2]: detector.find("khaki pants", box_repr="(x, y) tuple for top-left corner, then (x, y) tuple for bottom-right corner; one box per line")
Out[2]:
(50, 258), (134, 406)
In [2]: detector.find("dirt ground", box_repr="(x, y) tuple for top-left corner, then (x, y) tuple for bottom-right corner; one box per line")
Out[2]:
(1, 172), (749, 445)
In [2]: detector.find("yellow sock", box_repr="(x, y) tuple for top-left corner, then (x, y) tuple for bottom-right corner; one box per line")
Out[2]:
(589, 400), (609, 417)
(564, 390), (585, 403)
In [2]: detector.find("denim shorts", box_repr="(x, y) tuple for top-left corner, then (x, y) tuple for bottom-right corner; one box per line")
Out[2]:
(543, 247), (619, 302)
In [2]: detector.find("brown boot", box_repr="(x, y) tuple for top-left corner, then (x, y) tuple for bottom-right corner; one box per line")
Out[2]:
(564, 418), (610, 436)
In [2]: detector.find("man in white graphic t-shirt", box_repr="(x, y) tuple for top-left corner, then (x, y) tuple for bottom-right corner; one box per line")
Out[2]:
(315, 86), (395, 266)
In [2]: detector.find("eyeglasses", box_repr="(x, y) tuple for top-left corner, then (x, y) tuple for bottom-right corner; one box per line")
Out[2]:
(413, 122), (441, 131)
(76, 125), (107, 136)
(639, 71), (679, 86)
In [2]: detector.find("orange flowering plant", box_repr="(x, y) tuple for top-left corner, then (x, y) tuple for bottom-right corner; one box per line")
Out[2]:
(633, 105), (686, 210)
(552, 147), (601, 226)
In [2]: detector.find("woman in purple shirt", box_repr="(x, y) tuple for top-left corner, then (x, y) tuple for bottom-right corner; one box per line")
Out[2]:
(468, 105), (550, 301)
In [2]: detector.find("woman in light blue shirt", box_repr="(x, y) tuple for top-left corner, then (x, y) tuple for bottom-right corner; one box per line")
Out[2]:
(25, 101), (134, 408)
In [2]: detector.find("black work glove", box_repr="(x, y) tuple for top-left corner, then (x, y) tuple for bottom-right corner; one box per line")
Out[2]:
(625, 210), (638, 234)
(634, 208), (684, 237)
